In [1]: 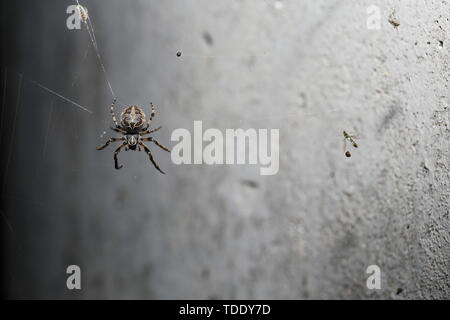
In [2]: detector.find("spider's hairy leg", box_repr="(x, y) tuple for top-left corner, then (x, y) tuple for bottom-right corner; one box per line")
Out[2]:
(110, 98), (119, 127)
(141, 123), (150, 132)
(111, 126), (126, 133)
(114, 143), (127, 170)
(97, 137), (125, 150)
(140, 126), (162, 135)
(143, 137), (170, 152)
(139, 142), (165, 174)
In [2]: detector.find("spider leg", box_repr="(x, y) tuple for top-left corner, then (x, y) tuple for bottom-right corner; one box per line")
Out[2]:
(97, 137), (125, 150)
(114, 143), (127, 170)
(143, 137), (170, 152)
(140, 126), (162, 135)
(137, 103), (160, 135)
(110, 98), (119, 127)
(139, 142), (165, 174)
(111, 126), (126, 134)
(141, 123), (150, 132)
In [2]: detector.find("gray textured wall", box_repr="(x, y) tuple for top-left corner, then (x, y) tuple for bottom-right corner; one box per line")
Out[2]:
(2, 0), (449, 299)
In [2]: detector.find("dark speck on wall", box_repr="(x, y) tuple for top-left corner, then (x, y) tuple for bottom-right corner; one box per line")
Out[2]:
(240, 179), (259, 188)
(202, 31), (214, 46)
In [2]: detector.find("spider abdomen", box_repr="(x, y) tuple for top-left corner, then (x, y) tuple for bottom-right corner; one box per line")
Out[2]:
(120, 106), (146, 131)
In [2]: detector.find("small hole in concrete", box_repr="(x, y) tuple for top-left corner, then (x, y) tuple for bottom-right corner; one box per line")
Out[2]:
(201, 268), (210, 279)
(396, 288), (404, 295)
(202, 31), (214, 46)
(241, 179), (259, 188)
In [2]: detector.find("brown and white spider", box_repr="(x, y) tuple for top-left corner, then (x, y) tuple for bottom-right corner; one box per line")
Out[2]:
(97, 99), (170, 173)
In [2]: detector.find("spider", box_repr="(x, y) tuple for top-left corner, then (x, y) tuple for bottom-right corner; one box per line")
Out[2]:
(97, 99), (170, 173)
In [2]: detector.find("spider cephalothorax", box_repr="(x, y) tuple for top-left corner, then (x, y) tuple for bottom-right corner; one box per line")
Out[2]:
(97, 99), (170, 173)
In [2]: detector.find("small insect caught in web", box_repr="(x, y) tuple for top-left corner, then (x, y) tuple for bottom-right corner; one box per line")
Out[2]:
(388, 10), (400, 28)
(77, 4), (89, 24)
(343, 130), (359, 158)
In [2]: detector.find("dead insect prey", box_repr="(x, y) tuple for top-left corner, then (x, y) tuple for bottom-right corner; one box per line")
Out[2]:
(76, 5), (89, 24)
(343, 130), (358, 158)
(388, 11), (400, 28)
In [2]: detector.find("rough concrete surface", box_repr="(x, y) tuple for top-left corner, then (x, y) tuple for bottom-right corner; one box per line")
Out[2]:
(1, 0), (449, 299)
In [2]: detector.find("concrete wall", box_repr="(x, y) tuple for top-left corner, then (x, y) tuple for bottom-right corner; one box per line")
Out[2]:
(2, 0), (449, 299)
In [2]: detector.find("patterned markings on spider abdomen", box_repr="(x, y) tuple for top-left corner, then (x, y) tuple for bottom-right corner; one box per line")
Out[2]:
(120, 106), (147, 130)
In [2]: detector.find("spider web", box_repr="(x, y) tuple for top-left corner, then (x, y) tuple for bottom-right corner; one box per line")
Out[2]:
(1, 40), (108, 293)
(0, 0), (120, 251)
(0, 0), (367, 296)
(0, 0), (358, 199)
(1, 0), (118, 189)
(76, 0), (117, 101)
